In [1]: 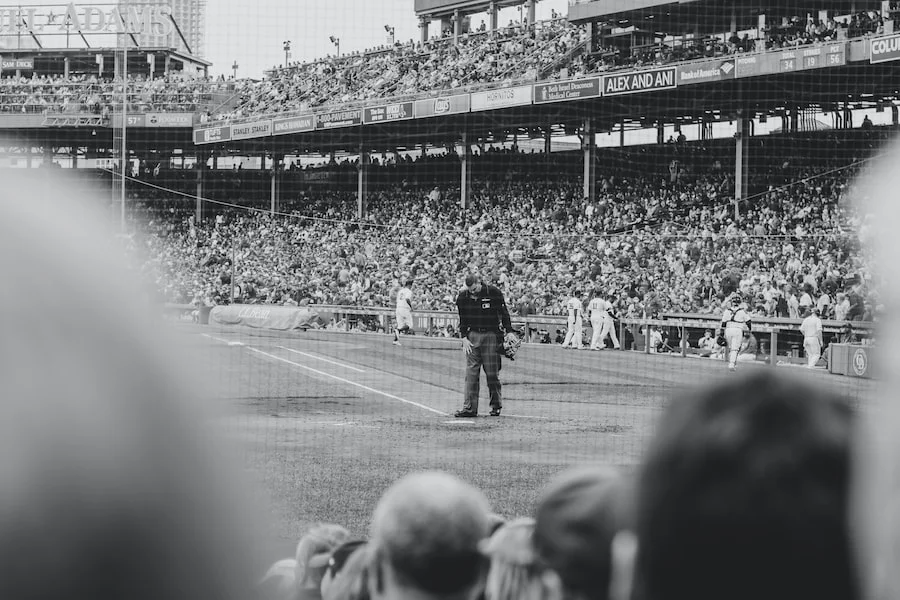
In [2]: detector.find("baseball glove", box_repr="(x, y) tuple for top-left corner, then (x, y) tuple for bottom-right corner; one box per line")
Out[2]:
(716, 335), (727, 347)
(500, 332), (523, 360)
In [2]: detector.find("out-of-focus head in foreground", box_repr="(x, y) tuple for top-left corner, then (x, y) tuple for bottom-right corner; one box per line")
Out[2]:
(0, 171), (263, 599)
(852, 137), (900, 600)
(369, 470), (492, 600)
(633, 370), (856, 600)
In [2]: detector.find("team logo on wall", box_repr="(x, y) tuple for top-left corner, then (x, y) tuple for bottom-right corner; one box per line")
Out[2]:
(852, 348), (868, 376)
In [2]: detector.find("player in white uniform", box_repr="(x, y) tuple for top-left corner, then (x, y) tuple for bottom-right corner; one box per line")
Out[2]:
(799, 307), (824, 368)
(587, 292), (607, 350)
(393, 279), (414, 345)
(599, 294), (621, 350)
(719, 294), (752, 371)
(588, 293), (621, 350)
(561, 290), (584, 349)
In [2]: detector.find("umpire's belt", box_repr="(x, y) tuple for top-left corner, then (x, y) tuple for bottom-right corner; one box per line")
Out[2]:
(470, 328), (499, 333)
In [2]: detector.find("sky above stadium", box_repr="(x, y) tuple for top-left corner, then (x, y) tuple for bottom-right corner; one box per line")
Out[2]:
(6, 0), (569, 77)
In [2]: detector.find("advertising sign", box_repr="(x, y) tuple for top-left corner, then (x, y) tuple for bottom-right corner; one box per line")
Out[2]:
(676, 59), (735, 85)
(363, 101), (414, 124)
(470, 85), (532, 111)
(272, 115), (315, 135)
(145, 112), (193, 127)
(0, 4), (173, 36)
(533, 77), (601, 103)
(193, 125), (231, 145)
(0, 57), (33, 70)
(231, 119), (273, 140)
(602, 66), (676, 96)
(315, 109), (362, 129)
(735, 54), (761, 77)
(414, 93), (469, 117)
(871, 33), (900, 63)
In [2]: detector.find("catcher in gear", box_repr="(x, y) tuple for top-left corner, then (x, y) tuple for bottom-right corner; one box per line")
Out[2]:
(720, 293), (752, 372)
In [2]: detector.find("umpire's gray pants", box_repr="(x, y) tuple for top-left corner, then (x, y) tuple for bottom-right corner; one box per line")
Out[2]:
(463, 330), (502, 413)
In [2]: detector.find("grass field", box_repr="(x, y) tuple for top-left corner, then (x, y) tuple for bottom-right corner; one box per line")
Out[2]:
(176, 323), (879, 566)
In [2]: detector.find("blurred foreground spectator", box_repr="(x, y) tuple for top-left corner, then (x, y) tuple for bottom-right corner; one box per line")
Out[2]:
(0, 172), (265, 600)
(628, 371), (856, 600)
(368, 471), (491, 600)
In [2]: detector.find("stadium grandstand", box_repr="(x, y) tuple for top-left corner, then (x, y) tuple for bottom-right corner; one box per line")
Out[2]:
(0, 2), (893, 596)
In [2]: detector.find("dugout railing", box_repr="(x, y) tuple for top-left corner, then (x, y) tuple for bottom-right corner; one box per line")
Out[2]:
(314, 305), (875, 366)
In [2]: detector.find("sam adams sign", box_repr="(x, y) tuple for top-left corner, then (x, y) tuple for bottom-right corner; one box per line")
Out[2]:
(0, 3), (174, 36)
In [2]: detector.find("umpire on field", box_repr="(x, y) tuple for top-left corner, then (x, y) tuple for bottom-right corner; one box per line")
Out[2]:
(455, 273), (513, 418)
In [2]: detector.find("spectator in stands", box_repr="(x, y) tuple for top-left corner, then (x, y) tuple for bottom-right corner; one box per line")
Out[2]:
(0, 171), (265, 600)
(736, 329), (759, 362)
(533, 466), (634, 600)
(835, 322), (859, 345)
(368, 471), (491, 600)
(617, 371), (856, 600)
(696, 328), (719, 356)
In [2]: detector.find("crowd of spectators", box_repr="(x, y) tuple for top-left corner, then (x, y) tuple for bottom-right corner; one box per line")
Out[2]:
(217, 18), (585, 120)
(0, 72), (231, 114)
(216, 7), (894, 120)
(127, 131), (879, 332)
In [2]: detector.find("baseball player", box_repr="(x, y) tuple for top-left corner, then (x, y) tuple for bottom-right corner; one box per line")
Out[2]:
(393, 278), (414, 346)
(587, 291), (607, 350)
(561, 289), (584, 349)
(719, 294), (752, 371)
(599, 294), (621, 350)
(799, 307), (824, 368)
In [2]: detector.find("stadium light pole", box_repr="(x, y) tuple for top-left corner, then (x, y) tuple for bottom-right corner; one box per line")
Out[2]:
(330, 35), (340, 57)
(282, 40), (291, 67)
(232, 60), (238, 79)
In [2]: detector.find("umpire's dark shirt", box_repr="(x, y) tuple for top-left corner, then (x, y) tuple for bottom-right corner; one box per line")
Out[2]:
(456, 284), (513, 336)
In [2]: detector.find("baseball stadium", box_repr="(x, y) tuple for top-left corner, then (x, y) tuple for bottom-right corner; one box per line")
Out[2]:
(1, 1), (897, 599)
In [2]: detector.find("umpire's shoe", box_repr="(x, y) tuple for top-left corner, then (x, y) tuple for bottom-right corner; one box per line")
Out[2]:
(454, 409), (477, 418)
(489, 408), (502, 417)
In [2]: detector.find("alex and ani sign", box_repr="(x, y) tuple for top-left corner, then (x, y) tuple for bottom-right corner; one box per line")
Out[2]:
(0, 3), (174, 36)
(602, 67), (676, 96)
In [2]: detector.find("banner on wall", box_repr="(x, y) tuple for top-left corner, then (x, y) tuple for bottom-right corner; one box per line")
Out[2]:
(602, 66), (676, 96)
(209, 304), (331, 331)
